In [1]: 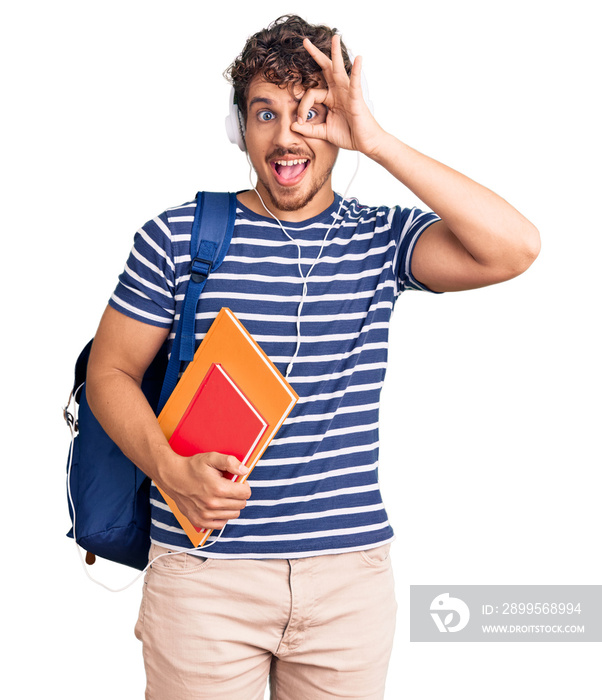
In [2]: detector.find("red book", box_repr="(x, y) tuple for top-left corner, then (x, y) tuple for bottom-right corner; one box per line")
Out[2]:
(169, 363), (267, 468)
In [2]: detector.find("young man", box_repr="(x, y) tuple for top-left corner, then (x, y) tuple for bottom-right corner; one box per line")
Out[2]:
(86, 15), (539, 700)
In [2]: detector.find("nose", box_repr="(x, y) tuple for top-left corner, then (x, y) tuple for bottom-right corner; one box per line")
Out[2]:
(273, 111), (302, 149)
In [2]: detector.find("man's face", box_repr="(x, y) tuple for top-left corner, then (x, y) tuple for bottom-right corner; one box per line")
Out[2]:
(243, 76), (338, 221)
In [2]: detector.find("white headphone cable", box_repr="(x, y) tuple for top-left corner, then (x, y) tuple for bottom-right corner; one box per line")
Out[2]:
(67, 154), (361, 592)
(246, 151), (361, 377)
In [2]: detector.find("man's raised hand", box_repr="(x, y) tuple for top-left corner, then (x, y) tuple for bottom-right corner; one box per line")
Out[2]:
(292, 35), (384, 157)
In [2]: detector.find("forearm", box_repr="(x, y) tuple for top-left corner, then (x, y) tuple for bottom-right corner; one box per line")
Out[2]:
(368, 131), (540, 269)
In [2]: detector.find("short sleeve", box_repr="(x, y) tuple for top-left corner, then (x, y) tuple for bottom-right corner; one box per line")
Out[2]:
(109, 211), (176, 328)
(393, 206), (441, 294)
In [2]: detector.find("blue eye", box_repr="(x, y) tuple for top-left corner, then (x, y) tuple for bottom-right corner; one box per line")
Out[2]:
(258, 110), (275, 122)
(306, 109), (318, 121)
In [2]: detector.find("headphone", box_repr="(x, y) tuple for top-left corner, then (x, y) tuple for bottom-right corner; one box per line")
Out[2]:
(225, 52), (373, 151)
(225, 88), (247, 151)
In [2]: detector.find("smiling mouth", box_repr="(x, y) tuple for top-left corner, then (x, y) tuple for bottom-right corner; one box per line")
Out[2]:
(271, 158), (309, 185)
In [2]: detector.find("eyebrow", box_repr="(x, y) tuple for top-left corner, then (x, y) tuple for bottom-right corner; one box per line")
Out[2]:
(248, 95), (301, 109)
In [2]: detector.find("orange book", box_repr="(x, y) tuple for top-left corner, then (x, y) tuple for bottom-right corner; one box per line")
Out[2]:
(157, 307), (298, 546)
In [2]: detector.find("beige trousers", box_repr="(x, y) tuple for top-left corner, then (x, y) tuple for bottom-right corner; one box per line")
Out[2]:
(135, 543), (397, 699)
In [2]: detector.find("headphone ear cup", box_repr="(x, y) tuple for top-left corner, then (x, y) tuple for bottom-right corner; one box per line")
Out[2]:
(225, 87), (246, 151)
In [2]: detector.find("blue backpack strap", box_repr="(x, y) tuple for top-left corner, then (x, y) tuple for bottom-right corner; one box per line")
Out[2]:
(158, 191), (236, 412)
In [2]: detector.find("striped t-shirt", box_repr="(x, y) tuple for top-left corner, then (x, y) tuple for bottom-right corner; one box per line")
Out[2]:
(110, 192), (440, 559)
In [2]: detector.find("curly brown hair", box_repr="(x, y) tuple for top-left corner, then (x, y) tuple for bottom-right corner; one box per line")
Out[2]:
(225, 15), (352, 123)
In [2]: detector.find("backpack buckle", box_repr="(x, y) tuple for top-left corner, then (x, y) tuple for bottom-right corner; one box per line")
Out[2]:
(190, 256), (212, 284)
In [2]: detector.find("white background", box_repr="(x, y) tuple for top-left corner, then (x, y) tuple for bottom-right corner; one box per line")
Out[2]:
(3, 0), (600, 697)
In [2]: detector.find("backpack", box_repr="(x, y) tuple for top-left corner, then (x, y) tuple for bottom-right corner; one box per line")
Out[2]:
(64, 191), (237, 570)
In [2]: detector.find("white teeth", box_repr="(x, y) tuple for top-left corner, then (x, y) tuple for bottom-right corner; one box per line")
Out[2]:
(274, 159), (308, 166)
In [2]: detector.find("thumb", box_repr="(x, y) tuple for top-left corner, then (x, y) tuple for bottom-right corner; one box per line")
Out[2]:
(206, 452), (250, 478)
(291, 120), (328, 142)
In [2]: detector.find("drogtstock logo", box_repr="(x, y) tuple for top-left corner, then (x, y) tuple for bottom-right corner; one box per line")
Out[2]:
(430, 593), (471, 633)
